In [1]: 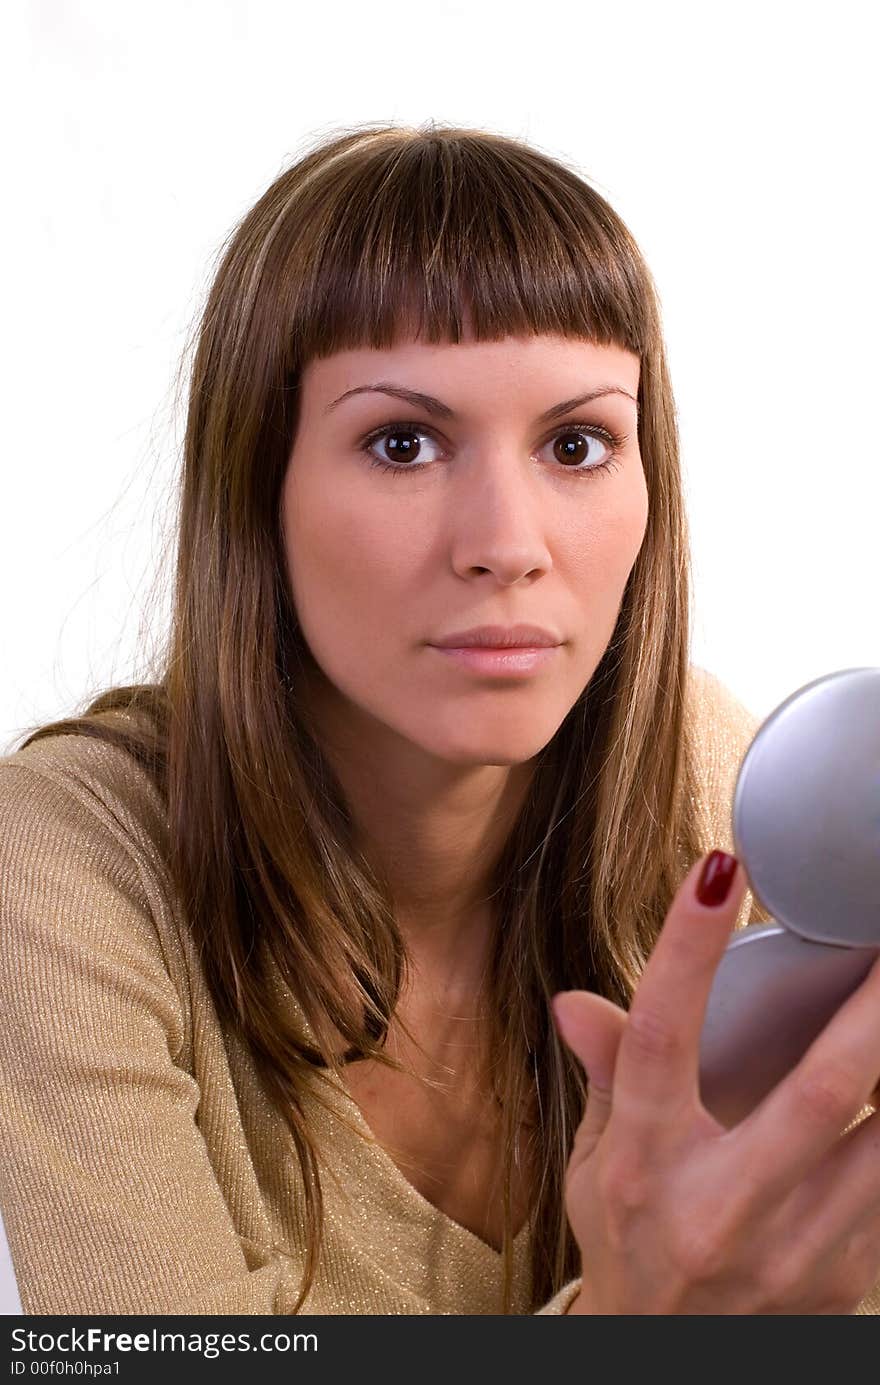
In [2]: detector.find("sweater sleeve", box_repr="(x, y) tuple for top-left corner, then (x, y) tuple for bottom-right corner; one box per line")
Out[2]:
(534, 1279), (582, 1313)
(0, 760), (304, 1316)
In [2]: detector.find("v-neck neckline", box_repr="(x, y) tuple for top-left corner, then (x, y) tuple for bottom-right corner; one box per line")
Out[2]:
(262, 961), (534, 1262)
(328, 1069), (534, 1260)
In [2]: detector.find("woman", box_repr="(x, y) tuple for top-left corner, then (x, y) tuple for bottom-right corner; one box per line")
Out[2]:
(1, 121), (878, 1316)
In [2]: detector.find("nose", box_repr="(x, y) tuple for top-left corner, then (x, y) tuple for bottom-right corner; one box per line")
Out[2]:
(446, 448), (554, 584)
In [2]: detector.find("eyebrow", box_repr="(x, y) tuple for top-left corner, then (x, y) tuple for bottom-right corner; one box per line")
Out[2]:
(324, 382), (639, 423)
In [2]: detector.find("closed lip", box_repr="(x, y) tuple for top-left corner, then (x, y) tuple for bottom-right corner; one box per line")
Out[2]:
(429, 624), (562, 649)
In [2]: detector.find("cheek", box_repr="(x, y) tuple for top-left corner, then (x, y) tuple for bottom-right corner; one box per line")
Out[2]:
(610, 480), (650, 574)
(282, 477), (415, 643)
(568, 473), (649, 592)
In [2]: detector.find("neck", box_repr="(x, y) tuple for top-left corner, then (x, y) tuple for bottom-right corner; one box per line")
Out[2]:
(299, 661), (536, 970)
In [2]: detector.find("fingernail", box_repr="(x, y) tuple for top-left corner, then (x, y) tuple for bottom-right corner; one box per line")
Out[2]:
(696, 850), (738, 907)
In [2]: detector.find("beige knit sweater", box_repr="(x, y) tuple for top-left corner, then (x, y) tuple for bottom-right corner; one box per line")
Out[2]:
(0, 665), (876, 1316)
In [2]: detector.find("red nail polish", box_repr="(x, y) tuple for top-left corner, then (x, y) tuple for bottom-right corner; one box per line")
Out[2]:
(696, 850), (738, 907)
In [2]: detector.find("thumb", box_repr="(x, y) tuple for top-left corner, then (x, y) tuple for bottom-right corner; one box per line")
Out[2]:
(552, 989), (627, 1153)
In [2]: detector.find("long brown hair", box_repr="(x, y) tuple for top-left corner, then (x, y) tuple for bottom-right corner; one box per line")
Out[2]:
(13, 121), (765, 1312)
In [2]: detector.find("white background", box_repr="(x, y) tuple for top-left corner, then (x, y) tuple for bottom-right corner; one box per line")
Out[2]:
(3, 1), (879, 759)
(1, 0), (878, 1310)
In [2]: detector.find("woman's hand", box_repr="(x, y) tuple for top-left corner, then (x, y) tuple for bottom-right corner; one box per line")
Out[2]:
(553, 850), (880, 1314)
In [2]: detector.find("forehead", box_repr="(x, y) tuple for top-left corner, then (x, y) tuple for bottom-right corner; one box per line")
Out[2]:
(301, 333), (640, 406)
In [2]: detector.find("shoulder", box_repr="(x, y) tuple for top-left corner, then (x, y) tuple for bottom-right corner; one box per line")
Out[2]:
(683, 663), (764, 798)
(0, 712), (190, 1060)
(0, 710), (169, 882)
(684, 663), (763, 747)
(683, 661), (763, 795)
(682, 664), (765, 927)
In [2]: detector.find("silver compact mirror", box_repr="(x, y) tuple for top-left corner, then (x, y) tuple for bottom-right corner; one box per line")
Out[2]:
(697, 667), (880, 1127)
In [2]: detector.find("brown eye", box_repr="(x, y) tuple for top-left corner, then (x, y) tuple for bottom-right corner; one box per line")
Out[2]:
(361, 425), (442, 469)
(358, 419), (628, 478)
(550, 430), (612, 468)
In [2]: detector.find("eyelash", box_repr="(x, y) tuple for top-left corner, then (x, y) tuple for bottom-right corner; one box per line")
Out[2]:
(357, 419), (629, 479)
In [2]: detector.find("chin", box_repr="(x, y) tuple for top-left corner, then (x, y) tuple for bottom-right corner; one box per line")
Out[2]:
(418, 728), (561, 767)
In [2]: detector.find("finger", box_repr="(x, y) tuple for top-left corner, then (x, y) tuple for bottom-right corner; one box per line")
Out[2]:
(733, 953), (880, 1207)
(611, 850), (746, 1128)
(553, 990), (627, 1152)
(785, 1106), (880, 1271)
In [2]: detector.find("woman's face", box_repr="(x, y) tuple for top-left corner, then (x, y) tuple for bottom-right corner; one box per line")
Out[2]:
(281, 332), (648, 768)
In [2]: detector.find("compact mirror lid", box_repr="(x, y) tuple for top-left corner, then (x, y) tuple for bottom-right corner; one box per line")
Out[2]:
(732, 666), (880, 948)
